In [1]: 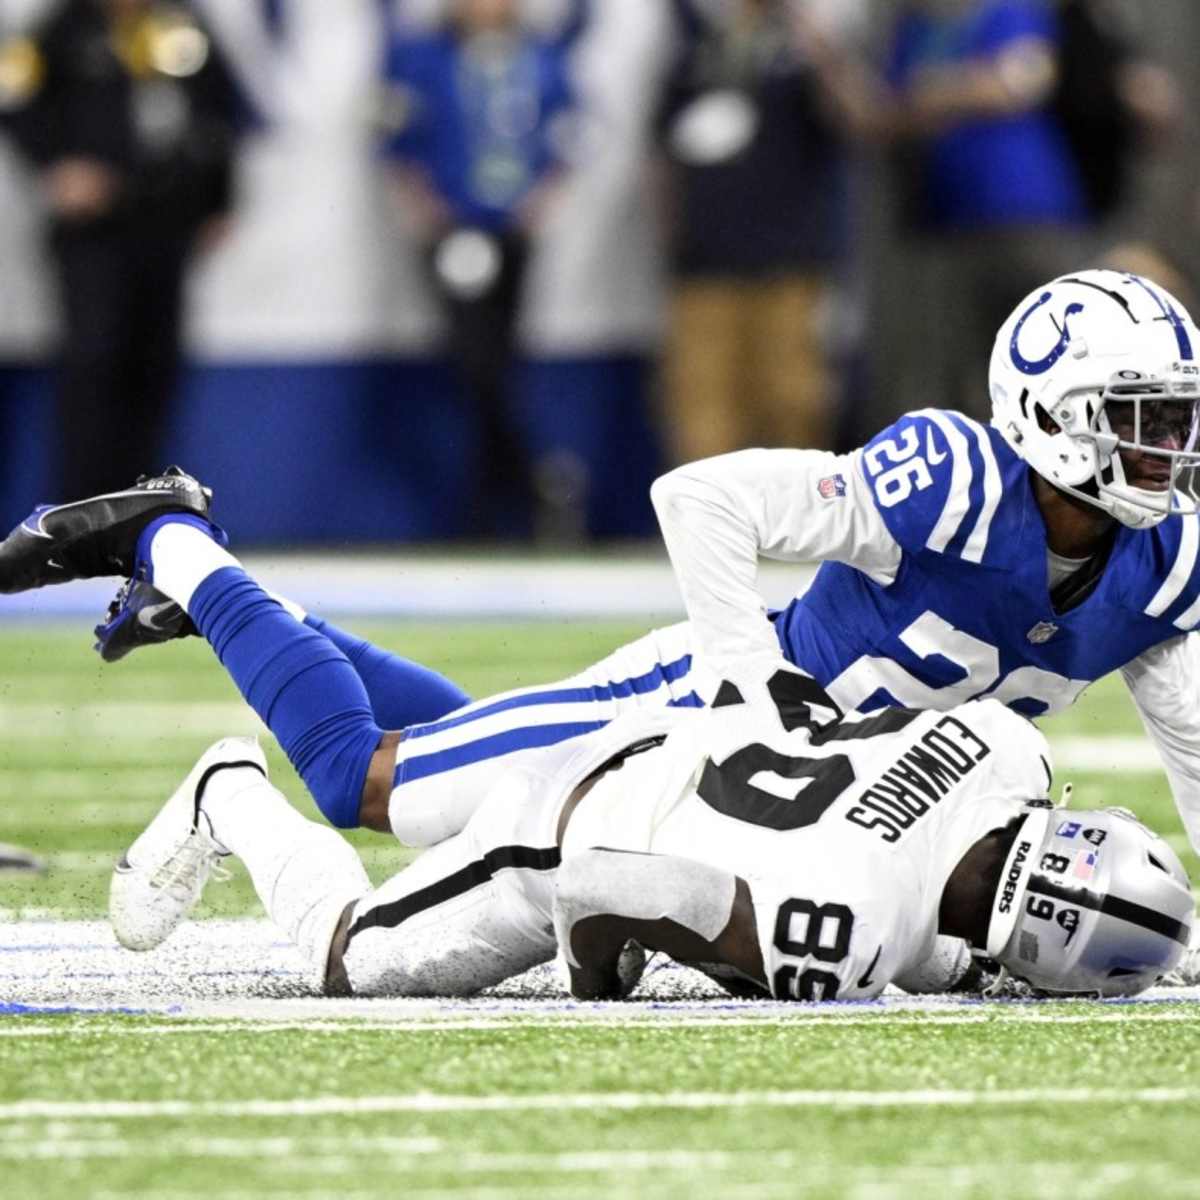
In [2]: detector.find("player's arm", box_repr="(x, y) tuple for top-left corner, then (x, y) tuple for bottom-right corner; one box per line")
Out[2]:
(1121, 635), (1200, 854)
(553, 849), (764, 1000)
(650, 448), (901, 681)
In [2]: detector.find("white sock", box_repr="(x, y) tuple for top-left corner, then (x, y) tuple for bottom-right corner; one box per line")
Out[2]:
(149, 522), (242, 613)
(265, 590), (308, 623)
(201, 775), (371, 987)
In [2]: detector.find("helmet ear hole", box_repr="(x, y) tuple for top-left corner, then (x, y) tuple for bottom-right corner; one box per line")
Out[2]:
(1034, 402), (1060, 436)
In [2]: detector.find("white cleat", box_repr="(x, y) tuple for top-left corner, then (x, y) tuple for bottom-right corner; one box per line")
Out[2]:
(109, 736), (267, 951)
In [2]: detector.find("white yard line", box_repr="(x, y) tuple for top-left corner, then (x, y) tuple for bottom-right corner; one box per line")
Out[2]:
(1048, 736), (1164, 772)
(0, 1140), (1186, 1188)
(3, 1006), (1200, 1037)
(2, 1087), (1199, 1122)
(0, 556), (809, 620)
(1, 919), (1198, 1018)
(72, 1161), (1187, 1200)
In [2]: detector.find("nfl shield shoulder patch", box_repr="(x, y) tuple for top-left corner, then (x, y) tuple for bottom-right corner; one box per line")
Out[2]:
(1026, 621), (1058, 644)
(817, 474), (847, 500)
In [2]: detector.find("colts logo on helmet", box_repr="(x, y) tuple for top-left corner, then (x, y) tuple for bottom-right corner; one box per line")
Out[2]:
(1011, 291), (1085, 376)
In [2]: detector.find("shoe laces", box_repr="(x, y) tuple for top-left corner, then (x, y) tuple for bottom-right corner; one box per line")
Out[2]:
(105, 578), (132, 623)
(150, 832), (230, 899)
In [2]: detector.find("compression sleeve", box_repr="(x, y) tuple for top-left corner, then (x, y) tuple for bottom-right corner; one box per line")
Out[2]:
(650, 449), (901, 683)
(1121, 635), (1200, 854)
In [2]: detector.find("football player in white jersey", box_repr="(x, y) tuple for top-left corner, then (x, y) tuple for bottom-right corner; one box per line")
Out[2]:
(107, 675), (1193, 1001)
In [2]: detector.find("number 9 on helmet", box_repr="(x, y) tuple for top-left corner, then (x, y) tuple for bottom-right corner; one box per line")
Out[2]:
(986, 804), (1194, 997)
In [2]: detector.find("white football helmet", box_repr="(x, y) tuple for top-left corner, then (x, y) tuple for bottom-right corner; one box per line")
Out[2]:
(986, 803), (1194, 997)
(990, 270), (1200, 529)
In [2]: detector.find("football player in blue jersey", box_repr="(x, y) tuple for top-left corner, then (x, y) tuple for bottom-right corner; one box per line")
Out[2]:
(2, 270), (1200, 991)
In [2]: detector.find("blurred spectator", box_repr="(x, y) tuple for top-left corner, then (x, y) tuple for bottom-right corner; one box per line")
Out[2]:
(802, 0), (1185, 428)
(878, 0), (1095, 420)
(657, 0), (867, 464)
(836, 0), (1096, 421)
(381, 0), (582, 539)
(0, 0), (243, 499)
(1051, 0), (1180, 224)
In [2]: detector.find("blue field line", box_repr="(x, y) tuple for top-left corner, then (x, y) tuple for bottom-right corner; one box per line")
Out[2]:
(0, 968), (305, 982)
(0, 940), (298, 954)
(0, 1002), (164, 1016)
(0, 943), (116, 954)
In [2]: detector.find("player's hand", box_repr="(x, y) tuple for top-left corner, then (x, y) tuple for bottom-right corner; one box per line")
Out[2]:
(43, 157), (122, 221)
(562, 938), (647, 1001)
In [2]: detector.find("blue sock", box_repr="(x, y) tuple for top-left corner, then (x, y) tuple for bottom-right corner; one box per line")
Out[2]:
(303, 615), (470, 728)
(188, 567), (383, 829)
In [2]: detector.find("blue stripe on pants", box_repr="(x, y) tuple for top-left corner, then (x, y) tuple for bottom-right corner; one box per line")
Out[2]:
(402, 654), (694, 741)
(394, 721), (608, 786)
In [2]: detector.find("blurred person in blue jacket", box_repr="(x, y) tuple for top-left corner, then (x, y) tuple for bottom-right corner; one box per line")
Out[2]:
(381, 0), (582, 538)
(657, 0), (868, 464)
(802, 0), (1182, 427)
(0, 0), (243, 500)
(882, 0), (1093, 419)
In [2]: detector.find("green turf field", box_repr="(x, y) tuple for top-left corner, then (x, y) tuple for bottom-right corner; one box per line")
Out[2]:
(2, 620), (1199, 1200)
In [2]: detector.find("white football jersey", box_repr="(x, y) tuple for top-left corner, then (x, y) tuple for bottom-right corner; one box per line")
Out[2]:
(562, 677), (1052, 999)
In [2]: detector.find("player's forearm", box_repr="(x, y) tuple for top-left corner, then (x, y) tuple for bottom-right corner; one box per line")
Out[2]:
(651, 450), (899, 678)
(554, 849), (762, 1000)
(903, 40), (1058, 134)
(1122, 643), (1200, 854)
(651, 456), (783, 675)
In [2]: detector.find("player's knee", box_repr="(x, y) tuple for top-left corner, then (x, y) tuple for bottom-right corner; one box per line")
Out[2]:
(291, 727), (385, 830)
(305, 775), (362, 829)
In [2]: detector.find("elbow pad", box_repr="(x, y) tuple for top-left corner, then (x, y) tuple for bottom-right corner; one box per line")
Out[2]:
(553, 848), (738, 968)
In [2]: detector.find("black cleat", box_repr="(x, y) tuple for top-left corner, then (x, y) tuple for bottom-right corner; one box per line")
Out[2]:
(94, 577), (198, 663)
(0, 467), (212, 594)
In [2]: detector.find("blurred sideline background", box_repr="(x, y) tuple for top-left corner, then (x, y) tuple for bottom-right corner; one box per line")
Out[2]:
(0, 0), (1198, 549)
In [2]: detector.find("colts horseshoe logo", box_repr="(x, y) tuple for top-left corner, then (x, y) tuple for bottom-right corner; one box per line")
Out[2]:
(1010, 291), (1085, 376)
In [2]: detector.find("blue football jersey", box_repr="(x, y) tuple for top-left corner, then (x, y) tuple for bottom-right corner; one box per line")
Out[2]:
(773, 409), (1200, 718)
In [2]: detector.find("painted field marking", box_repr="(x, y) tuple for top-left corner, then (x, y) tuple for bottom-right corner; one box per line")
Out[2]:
(73, 1160), (1193, 1200)
(3, 1006), (1200, 1038)
(0, 1139), (1189, 1186)
(3, 1086), (1200, 1121)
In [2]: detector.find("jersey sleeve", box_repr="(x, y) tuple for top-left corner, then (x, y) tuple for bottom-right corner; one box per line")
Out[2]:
(1121, 635), (1200, 853)
(650, 448), (901, 684)
(859, 409), (1003, 562)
